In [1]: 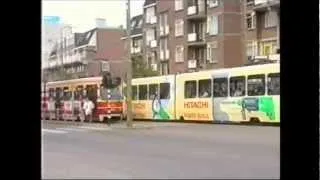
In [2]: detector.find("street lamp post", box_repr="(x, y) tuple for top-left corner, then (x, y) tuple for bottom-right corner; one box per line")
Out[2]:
(126, 0), (133, 128)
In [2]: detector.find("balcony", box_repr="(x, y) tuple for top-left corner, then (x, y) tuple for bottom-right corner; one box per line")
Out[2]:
(146, 16), (157, 25)
(160, 51), (164, 60)
(149, 40), (157, 48)
(131, 46), (142, 54)
(253, 0), (280, 11)
(188, 59), (197, 69)
(187, 32), (206, 46)
(186, 4), (206, 20)
(160, 25), (169, 37)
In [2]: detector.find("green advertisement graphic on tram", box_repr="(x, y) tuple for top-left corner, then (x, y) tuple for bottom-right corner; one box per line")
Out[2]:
(239, 97), (276, 121)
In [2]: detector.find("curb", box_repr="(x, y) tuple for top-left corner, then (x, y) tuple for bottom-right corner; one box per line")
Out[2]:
(42, 120), (155, 130)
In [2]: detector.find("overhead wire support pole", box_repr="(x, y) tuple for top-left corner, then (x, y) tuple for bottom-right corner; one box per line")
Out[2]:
(126, 0), (133, 128)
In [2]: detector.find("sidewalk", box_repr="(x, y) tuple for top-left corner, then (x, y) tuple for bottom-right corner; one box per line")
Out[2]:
(41, 120), (185, 130)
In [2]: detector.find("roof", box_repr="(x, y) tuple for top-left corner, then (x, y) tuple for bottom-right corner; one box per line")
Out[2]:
(130, 15), (143, 35)
(74, 28), (96, 47)
(121, 15), (143, 39)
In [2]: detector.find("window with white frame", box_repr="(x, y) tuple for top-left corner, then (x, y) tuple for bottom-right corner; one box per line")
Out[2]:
(246, 13), (256, 29)
(161, 62), (169, 75)
(264, 11), (277, 28)
(159, 13), (168, 35)
(137, 19), (143, 28)
(146, 28), (155, 44)
(175, 45), (184, 62)
(175, 0), (183, 11)
(207, 42), (218, 63)
(160, 38), (165, 57)
(207, 15), (219, 35)
(207, 0), (219, 8)
(246, 41), (258, 60)
(175, 19), (184, 37)
(146, 7), (155, 23)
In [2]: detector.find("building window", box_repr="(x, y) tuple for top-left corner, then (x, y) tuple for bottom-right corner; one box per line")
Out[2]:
(175, 45), (184, 62)
(260, 41), (277, 56)
(160, 62), (169, 75)
(246, 41), (258, 60)
(132, 39), (138, 48)
(207, 0), (219, 8)
(207, 42), (218, 63)
(175, 0), (183, 11)
(207, 15), (219, 35)
(264, 11), (277, 28)
(146, 28), (155, 44)
(146, 6), (155, 24)
(159, 13), (168, 32)
(147, 52), (157, 66)
(246, 13), (256, 29)
(175, 19), (184, 37)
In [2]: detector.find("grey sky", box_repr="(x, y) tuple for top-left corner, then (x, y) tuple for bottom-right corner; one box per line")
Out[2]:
(42, 0), (145, 32)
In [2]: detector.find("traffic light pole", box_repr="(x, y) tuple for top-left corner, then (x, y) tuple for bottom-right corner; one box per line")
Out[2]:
(126, 0), (133, 128)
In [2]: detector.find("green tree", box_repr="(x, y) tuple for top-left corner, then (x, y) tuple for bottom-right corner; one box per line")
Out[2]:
(132, 55), (159, 78)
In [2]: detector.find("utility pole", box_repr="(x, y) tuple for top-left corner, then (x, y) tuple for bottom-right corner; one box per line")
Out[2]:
(241, 0), (248, 64)
(126, 0), (133, 128)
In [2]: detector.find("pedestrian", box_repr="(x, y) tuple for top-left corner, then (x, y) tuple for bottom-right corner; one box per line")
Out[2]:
(83, 97), (95, 123)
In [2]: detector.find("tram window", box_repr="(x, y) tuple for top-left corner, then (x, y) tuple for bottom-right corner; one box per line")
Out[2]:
(74, 86), (83, 100)
(63, 87), (72, 101)
(139, 85), (148, 100)
(132, 86), (138, 100)
(230, 76), (246, 97)
(149, 84), (159, 99)
(267, 73), (280, 95)
(247, 74), (265, 96)
(49, 88), (55, 98)
(213, 78), (228, 97)
(185, 81), (197, 98)
(160, 83), (170, 99)
(199, 79), (211, 98)
(86, 85), (98, 101)
(55, 88), (62, 99)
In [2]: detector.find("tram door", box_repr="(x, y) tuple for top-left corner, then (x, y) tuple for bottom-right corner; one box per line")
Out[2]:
(86, 84), (98, 118)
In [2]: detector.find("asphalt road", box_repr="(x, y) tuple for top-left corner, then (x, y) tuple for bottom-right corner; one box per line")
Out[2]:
(42, 122), (279, 179)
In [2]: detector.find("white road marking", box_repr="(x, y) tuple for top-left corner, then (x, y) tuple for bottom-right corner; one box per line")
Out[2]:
(77, 126), (112, 131)
(57, 127), (88, 132)
(42, 129), (68, 134)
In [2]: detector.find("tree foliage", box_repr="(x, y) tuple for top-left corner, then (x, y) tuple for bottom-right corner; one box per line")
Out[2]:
(132, 55), (159, 78)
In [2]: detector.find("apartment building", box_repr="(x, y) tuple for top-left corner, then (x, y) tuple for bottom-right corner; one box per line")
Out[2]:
(244, 0), (280, 61)
(124, 0), (280, 75)
(140, 0), (245, 75)
(124, 14), (143, 57)
(45, 26), (126, 81)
